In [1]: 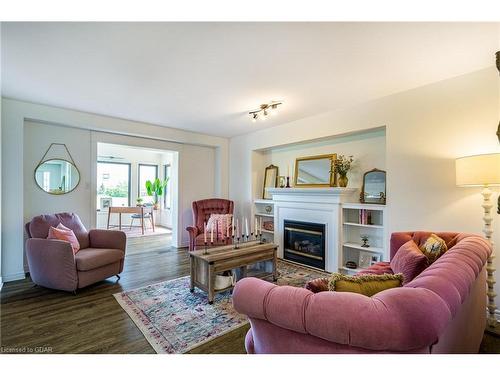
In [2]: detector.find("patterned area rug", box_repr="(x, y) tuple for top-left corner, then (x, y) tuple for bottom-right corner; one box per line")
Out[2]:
(113, 260), (329, 354)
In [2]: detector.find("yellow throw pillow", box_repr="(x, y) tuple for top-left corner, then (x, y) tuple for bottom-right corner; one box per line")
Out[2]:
(328, 273), (403, 297)
(419, 234), (447, 264)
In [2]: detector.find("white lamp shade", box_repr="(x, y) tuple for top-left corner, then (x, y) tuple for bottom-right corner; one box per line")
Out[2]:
(456, 153), (500, 187)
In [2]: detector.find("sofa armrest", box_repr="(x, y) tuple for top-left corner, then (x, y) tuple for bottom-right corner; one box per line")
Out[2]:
(89, 229), (126, 252)
(233, 277), (452, 352)
(26, 238), (78, 292)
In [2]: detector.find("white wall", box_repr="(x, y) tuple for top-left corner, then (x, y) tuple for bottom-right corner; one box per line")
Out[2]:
(229, 67), (500, 303)
(2, 98), (228, 282)
(24, 121), (93, 227)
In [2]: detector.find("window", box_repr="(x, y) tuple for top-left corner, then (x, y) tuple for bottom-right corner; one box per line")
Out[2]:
(97, 162), (131, 209)
(164, 164), (172, 209)
(138, 164), (158, 204)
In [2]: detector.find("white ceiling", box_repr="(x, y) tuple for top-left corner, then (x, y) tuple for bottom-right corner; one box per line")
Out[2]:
(1, 22), (499, 138)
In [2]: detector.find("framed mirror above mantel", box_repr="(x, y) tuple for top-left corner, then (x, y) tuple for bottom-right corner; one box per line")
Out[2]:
(293, 154), (337, 188)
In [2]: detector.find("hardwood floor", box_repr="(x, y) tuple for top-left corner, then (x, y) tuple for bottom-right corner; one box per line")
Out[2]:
(1, 234), (499, 354)
(0, 234), (246, 354)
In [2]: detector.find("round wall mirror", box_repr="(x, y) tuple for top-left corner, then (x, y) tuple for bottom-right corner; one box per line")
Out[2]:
(34, 159), (80, 195)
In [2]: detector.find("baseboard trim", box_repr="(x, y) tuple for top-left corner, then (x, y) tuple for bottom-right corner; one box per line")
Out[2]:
(3, 272), (26, 282)
(174, 241), (189, 249)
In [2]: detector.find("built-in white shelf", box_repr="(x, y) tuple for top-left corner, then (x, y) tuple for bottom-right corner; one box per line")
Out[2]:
(261, 229), (274, 234)
(340, 203), (387, 274)
(343, 222), (383, 229)
(339, 266), (364, 274)
(343, 242), (383, 253)
(254, 199), (275, 240)
(255, 213), (274, 218)
(254, 199), (274, 205)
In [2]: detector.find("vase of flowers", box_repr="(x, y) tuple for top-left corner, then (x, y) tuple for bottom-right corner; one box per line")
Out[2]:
(334, 155), (354, 188)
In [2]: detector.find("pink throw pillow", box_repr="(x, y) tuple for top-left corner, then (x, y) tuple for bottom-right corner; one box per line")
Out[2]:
(390, 240), (429, 285)
(206, 214), (233, 238)
(47, 225), (81, 254)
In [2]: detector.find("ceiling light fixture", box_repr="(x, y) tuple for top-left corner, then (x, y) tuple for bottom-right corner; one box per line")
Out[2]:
(249, 101), (283, 122)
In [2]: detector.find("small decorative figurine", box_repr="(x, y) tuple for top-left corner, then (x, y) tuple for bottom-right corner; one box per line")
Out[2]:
(346, 261), (357, 269)
(361, 235), (370, 248)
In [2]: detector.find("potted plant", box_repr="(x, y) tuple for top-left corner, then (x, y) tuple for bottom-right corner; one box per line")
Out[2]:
(136, 197), (144, 206)
(334, 155), (354, 187)
(145, 177), (170, 210)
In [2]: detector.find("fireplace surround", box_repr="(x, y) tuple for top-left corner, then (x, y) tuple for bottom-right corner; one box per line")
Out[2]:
(267, 187), (357, 273)
(284, 220), (326, 269)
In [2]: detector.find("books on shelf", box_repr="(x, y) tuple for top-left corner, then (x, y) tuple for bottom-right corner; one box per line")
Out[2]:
(358, 209), (373, 225)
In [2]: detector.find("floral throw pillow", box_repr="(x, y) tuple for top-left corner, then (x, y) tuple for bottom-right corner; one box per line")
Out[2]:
(420, 234), (448, 264)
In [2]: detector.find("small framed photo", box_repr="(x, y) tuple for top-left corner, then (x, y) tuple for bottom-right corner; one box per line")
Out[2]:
(370, 254), (382, 266)
(100, 198), (112, 210)
(278, 176), (286, 188)
(358, 251), (372, 269)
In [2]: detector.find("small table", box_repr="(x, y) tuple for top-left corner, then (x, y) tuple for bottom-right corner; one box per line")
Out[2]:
(107, 206), (155, 235)
(189, 241), (278, 304)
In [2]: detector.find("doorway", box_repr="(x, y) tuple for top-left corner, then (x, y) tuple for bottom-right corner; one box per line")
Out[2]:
(96, 142), (178, 249)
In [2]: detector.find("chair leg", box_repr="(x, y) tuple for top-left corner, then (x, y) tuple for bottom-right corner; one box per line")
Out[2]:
(72, 290), (77, 296)
(130, 217), (134, 230)
(116, 274), (121, 280)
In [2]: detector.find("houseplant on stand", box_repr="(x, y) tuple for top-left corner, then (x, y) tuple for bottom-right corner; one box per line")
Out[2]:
(145, 177), (170, 210)
(334, 155), (354, 188)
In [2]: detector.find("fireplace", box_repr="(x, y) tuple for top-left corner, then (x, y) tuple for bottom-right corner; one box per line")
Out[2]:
(283, 220), (326, 270)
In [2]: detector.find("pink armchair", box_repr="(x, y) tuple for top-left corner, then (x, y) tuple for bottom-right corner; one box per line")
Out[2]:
(25, 212), (126, 293)
(186, 198), (234, 251)
(233, 232), (491, 354)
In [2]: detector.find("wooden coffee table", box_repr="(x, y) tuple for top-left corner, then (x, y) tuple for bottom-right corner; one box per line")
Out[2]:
(189, 240), (278, 304)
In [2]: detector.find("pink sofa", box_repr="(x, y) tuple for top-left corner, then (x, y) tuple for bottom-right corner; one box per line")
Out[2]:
(233, 231), (491, 354)
(186, 198), (234, 251)
(25, 213), (126, 293)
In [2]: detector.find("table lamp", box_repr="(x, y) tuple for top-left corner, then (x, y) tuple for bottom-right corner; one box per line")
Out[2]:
(456, 153), (500, 327)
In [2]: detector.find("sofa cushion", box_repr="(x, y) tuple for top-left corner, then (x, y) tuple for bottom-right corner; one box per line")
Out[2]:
(390, 240), (429, 285)
(420, 234), (448, 264)
(305, 277), (330, 293)
(356, 261), (393, 276)
(75, 248), (124, 271)
(327, 273), (403, 297)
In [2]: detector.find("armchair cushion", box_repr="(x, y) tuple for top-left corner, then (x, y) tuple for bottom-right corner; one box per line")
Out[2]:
(75, 248), (125, 271)
(28, 212), (90, 249)
(48, 225), (81, 254)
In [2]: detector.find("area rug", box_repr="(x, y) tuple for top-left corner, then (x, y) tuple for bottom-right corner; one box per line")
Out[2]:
(113, 260), (329, 354)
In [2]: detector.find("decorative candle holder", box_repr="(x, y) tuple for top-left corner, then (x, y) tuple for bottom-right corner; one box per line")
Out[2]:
(286, 176), (291, 188)
(204, 241), (208, 255)
(235, 237), (240, 249)
(259, 233), (264, 244)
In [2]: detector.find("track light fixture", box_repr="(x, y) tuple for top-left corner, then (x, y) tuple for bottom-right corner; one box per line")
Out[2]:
(249, 101), (283, 122)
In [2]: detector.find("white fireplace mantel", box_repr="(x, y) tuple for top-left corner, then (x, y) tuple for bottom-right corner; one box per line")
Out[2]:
(267, 187), (359, 272)
(267, 187), (358, 204)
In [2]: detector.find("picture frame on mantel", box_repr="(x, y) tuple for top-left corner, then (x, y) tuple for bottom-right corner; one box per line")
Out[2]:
(262, 164), (279, 200)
